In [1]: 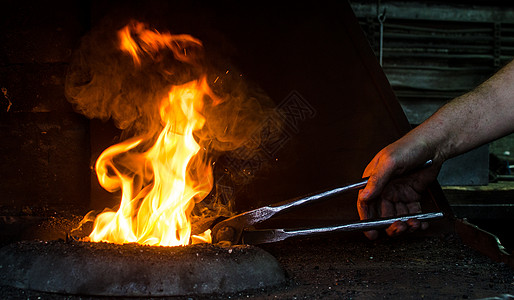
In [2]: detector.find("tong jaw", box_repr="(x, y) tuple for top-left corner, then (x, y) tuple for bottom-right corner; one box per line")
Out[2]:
(210, 206), (277, 244)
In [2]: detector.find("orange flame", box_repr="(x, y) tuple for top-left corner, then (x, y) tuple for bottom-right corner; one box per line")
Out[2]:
(87, 22), (216, 246)
(118, 21), (202, 66)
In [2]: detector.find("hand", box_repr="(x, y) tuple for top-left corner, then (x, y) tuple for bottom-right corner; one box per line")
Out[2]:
(357, 139), (441, 240)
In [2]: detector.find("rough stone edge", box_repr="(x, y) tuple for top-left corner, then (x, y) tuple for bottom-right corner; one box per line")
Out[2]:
(0, 240), (286, 296)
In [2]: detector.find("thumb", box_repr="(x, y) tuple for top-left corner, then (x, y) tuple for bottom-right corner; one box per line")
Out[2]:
(359, 156), (395, 202)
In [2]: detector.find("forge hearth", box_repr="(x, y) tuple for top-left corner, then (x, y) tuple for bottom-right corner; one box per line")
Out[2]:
(1, 232), (513, 299)
(0, 240), (285, 296)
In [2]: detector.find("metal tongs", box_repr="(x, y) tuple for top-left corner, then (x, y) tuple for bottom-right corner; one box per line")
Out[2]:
(211, 160), (444, 244)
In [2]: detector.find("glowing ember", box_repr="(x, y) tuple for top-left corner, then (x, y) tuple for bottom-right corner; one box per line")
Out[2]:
(85, 22), (217, 246)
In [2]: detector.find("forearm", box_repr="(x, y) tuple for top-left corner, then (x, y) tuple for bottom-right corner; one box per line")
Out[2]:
(405, 60), (514, 164)
(359, 60), (514, 204)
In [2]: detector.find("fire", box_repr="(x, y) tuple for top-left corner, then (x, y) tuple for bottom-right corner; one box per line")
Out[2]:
(117, 21), (202, 67)
(86, 21), (217, 246)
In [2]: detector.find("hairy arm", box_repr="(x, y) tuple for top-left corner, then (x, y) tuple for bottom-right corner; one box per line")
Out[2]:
(357, 60), (514, 239)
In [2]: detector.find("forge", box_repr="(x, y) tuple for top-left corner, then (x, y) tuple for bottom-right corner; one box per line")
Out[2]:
(1, 0), (513, 299)
(0, 240), (285, 296)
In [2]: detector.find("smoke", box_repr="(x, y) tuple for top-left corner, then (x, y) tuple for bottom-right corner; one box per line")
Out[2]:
(65, 18), (282, 231)
(65, 19), (276, 152)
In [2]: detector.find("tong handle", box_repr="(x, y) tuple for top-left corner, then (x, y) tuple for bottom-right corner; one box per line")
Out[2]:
(242, 211), (445, 244)
(212, 177), (371, 244)
(270, 159), (433, 214)
(211, 160), (433, 244)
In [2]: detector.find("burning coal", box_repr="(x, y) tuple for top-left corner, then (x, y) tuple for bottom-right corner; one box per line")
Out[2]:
(65, 20), (276, 246)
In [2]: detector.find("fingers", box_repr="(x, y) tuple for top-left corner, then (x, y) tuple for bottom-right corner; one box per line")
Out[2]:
(357, 153), (396, 241)
(357, 146), (436, 240)
(357, 190), (377, 240)
(385, 220), (407, 236)
(383, 192), (427, 237)
(357, 190), (379, 240)
(364, 229), (379, 240)
(406, 202), (422, 214)
(406, 218), (421, 231)
(358, 196), (428, 240)
(385, 218), (428, 237)
(380, 199), (395, 217)
(394, 202), (409, 216)
(359, 153), (396, 202)
(357, 190), (373, 220)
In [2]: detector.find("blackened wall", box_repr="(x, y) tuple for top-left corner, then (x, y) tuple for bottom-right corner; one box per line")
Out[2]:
(0, 1), (91, 212)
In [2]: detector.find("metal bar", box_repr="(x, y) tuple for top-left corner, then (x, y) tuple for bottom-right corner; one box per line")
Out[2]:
(350, 2), (514, 23)
(382, 43), (494, 52)
(378, 10), (386, 65)
(383, 52), (497, 59)
(384, 23), (493, 34)
(383, 32), (494, 41)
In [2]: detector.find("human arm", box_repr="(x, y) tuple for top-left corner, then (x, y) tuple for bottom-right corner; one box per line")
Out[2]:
(357, 59), (514, 240)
